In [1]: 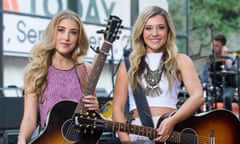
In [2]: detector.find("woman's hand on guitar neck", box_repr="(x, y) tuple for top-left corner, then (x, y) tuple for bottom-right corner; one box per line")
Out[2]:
(81, 95), (99, 110)
(154, 117), (175, 143)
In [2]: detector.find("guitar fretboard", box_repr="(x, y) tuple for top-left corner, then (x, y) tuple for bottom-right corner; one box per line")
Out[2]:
(75, 41), (112, 114)
(106, 120), (158, 139)
(104, 120), (181, 143)
(84, 42), (112, 96)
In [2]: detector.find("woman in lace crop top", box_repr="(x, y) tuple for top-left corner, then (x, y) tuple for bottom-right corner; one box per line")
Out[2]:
(113, 6), (204, 144)
(18, 10), (99, 144)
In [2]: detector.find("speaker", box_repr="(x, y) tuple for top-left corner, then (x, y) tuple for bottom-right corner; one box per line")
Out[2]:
(0, 129), (19, 144)
(0, 97), (24, 130)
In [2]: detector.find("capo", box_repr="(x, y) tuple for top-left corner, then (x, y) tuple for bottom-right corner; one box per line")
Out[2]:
(90, 45), (110, 56)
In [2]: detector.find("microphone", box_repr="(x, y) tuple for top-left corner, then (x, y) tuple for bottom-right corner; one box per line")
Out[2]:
(209, 23), (214, 27)
(209, 23), (214, 29)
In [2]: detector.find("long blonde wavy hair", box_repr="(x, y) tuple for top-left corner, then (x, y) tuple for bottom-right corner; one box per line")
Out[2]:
(128, 6), (178, 90)
(24, 10), (89, 101)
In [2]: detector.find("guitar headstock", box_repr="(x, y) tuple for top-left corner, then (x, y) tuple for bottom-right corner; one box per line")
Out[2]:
(97, 15), (123, 44)
(74, 112), (106, 129)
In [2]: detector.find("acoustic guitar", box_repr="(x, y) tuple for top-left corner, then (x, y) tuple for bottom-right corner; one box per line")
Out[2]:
(29, 15), (122, 144)
(76, 109), (240, 144)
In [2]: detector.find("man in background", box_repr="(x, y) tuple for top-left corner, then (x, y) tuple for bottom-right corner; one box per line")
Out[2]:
(201, 33), (237, 111)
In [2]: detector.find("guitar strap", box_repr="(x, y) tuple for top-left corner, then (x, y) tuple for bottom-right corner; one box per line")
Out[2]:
(132, 85), (154, 128)
(76, 63), (97, 98)
(124, 57), (154, 128)
(76, 63), (88, 93)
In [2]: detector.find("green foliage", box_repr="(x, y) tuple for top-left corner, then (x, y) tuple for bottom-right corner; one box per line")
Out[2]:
(189, 0), (240, 38)
(168, 0), (240, 54)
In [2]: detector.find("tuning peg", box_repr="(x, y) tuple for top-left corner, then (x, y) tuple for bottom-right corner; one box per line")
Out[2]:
(91, 130), (94, 134)
(92, 112), (96, 117)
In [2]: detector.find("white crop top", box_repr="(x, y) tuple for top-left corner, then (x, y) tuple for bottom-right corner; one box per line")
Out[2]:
(128, 52), (181, 111)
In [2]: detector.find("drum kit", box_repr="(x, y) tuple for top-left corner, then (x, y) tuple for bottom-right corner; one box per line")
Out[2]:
(178, 52), (240, 117)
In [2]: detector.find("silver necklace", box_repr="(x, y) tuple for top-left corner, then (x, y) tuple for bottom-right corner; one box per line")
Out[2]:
(144, 62), (164, 97)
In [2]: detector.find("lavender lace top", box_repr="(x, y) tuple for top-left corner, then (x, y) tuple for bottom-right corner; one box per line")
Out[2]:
(39, 65), (85, 127)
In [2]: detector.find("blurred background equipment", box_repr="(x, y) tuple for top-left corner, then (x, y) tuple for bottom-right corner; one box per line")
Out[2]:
(0, 86), (23, 144)
(96, 88), (117, 143)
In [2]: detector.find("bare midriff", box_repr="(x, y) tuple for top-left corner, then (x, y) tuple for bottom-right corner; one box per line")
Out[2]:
(131, 107), (176, 118)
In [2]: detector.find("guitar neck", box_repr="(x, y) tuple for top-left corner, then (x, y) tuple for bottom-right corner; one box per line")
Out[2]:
(84, 41), (112, 96)
(104, 120), (180, 142)
(105, 120), (157, 139)
(73, 14), (122, 117)
(75, 41), (112, 113)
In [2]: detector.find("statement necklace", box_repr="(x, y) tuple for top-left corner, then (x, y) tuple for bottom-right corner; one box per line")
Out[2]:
(144, 62), (164, 97)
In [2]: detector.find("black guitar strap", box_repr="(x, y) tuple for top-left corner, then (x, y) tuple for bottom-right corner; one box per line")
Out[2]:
(124, 57), (154, 128)
(132, 85), (154, 128)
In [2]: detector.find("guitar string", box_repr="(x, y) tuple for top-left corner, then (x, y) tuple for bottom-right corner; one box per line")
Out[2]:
(118, 123), (213, 143)
(113, 119), (213, 143)
(170, 131), (213, 143)
(121, 123), (212, 143)
(115, 122), (213, 143)
(79, 117), (214, 143)
(63, 120), (77, 144)
(64, 122), (73, 144)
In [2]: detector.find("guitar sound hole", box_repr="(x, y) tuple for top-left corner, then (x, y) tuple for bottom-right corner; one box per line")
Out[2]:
(181, 128), (197, 144)
(62, 119), (82, 142)
(61, 111), (103, 143)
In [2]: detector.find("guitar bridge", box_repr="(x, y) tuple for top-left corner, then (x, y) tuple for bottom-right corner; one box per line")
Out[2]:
(209, 130), (215, 144)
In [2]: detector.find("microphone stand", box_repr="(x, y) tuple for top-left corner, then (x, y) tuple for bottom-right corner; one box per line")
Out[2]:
(209, 24), (217, 110)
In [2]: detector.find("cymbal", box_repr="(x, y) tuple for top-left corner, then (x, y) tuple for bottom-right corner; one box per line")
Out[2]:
(228, 50), (240, 56)
(210, 70), (237, 76)
(193, 55), (229, 62)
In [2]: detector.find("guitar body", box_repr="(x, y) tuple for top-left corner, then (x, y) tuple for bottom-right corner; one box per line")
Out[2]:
(157, 109), (240, 144)
(29, 101), (102, 144)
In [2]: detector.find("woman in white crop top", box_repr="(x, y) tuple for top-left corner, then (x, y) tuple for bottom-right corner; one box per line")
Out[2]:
(113, 6), (204, 144)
